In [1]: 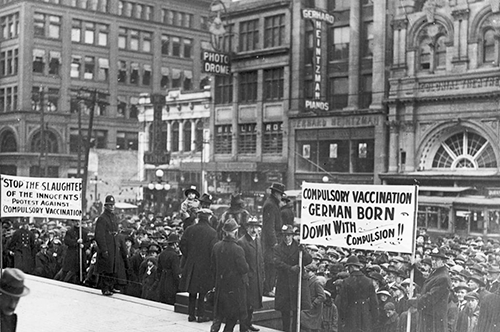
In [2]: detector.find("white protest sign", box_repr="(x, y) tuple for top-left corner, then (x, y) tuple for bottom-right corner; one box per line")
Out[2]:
(300, 182), (418, 253)
(0, 174), (83, 220)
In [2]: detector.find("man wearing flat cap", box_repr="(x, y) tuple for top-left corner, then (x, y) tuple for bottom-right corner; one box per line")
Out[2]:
(262, 182), (285, 297)
(211, 219), (250, 332)
(408, 248), (451, 332)
(338, 255), (378, 332)
(0, 268), (30, 332)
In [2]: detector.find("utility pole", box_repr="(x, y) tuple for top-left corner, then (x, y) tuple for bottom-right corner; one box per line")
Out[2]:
(77, 88), (109, 214)
(38, 86), (48, 177)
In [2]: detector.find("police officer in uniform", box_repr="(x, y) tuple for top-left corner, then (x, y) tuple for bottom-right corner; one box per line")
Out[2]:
(6, 219), (35, 274)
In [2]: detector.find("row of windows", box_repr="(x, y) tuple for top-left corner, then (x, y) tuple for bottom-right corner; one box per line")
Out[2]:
(214, 122), (283, 155)
(118, 1), (153, 20)
(214, 68), (284, 105)
(0, 86), (17, 113)
(119, 28), (152, 53)
(0, 49), (18, 77)
(0, 13), (19, 40)
(149, 121), (204, 153)
(161, 9), (193, 28)
(218, 14), (286, 53)
(70, 129), (138, 151)
(161, 35), (193, 58)
(71, 20), (108, 46)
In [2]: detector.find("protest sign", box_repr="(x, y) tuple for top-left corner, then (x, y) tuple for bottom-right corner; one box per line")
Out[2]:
(0, 174), (83, 220)
(300, 182), (418, 253)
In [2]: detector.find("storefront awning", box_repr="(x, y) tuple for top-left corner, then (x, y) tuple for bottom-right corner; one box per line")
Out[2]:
(418, 195), (500, 208)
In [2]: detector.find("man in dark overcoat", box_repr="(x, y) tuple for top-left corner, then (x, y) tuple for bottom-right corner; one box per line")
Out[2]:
(280, 196), (295, 227)
(180, 208), (218, 322)
(262, 182), (285, 296)
(158, 233), (181, 305)
(210, 218), (249, 332)
(338, 255), (379, 332)
(127, 241), (148, 297)
(274, 224), (312, 332)
(95, 195), (126, 296)
(62, 219), (89, 283)
(237, 217), (265, 332)
(408, 249), (451, 332)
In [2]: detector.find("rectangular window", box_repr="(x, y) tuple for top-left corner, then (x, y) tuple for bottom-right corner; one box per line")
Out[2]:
(143, 64), (151, 85)
(118, 28), (127, 49)
(264, 14), (285, 48)
(34, 13), (45, 37)
(263, 122), (283, 154)
(183, 39), (192, 58)
(33, 49), (45, 73)
(200, 16), (208, 30)
(161, 67), (169, 88)
(171, 68), (181, 88)
(48, 51), (61, 75)
(331, 26), (350, 61)
(362, 22), (374, 57)
(47, 88), (59, 112)
(98, 58), (109, 81)
(215, 75), (233, 104)
(130, 29), (139, 51)
(352, 139), (374, 172)
(117, 131), (138, 150)
(84, 22), (95, 44)
(34, 13), (61, 39)
(238, 124), (257, 154)
(360, 74), (372, 109)
(172, 37), (181, 56)
(215, 125), (232, 154)
(84, 56), (95, 80)
(118, 60), (127, 82)
(183, 70), (192, 91)
(239, 19), (259, 52)
(1, 13), (20, 40)
(48, 15), (61, 39)
(329, 77), (348, 109)
(143, 32), (152, 52)
(98, 24), (108, 46)
(161, 35), (169, 55)
(71, 55), (81, 78)
(263, 67), (284, 101)
(220, 24), (234, 53)
(71, 19), (82, 42)
(239, 71), (258, 103)
(130, 62), (139, 84)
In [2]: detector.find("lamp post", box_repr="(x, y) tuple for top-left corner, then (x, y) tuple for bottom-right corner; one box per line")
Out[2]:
(148, 169), (171, 215)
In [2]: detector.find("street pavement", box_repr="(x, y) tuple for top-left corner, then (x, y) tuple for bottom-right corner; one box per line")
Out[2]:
(16, 274), (280, 332)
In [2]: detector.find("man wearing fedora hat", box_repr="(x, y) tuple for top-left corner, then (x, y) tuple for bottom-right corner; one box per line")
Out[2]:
(157, 233), (181, 305)
(211, 219), (250, 332)
(407, 248), (451, 332)
(220, 193), (252, 238)
(338, 255), (378, 332)
(237, 217), (265, 332)
(0, 268), (30, 332)
(262, 182), (285, 297)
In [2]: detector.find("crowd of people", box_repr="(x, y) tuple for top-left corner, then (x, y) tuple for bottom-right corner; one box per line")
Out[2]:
(2, 182), (500, 332)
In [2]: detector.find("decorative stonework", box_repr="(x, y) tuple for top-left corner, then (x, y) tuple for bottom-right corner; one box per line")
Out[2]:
(392, 19), (409, 30)
(452, 9), (470, 21)
(491, 0), (500, 14)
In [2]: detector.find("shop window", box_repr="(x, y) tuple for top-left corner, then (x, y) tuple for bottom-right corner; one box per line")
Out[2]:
(239, 71), (258, 103)
(489, 211), (500, 234)
(238, 123), (256, 154)
(263, 122), (283, 154)
(215, 125), (232, 154)
(297, 141), (318, 172)
(417, 206), (450, 231)
(470, 210), (485, 233)
(362, 22), (374, 57)
(116, 131), (138, 150)
(161, 35), (170, 55)
(318, 140), (349, 172)
(352, 140), (374, 173)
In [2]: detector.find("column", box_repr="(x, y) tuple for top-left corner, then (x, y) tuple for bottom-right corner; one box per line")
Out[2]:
(388, 104), (399, 173)
(166, 121), (172, 152)
(451, 9), (470, 70)
(346, 0), (360, 109)
(178, 120), (184, 152)
(232, 73), (239, 158)
(191, 120), (197, 151)
(371, 0), (387, 108)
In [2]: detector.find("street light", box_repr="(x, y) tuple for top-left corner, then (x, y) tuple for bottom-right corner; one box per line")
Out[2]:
(148, 168), (170, 215)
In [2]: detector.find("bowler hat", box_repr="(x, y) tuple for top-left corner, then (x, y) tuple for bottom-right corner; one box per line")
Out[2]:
(344, 255), (364, 267)
(247, 216), (262, 227)
(222, 219), (238, 232)
(281, 224), (294, 235)
(269, 182), (285, 194)
(453, 282), (470, 292)
(184, 186), (200, 198)
(104, 195), (115, 205)
(199, 193), (213, 204)
(384, 302), (396, 311)
(167, 233), (179, 244)
(0, 268), (30, 297)
(430, 248), (448, 260)
(468, 274), (485, 287)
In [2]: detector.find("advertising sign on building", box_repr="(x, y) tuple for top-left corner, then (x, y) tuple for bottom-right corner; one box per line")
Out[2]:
(300, 182), (418, 254)
(202, 50), (231, 75)
(0, 174), (83, 220)
(302, 9), (334, 112)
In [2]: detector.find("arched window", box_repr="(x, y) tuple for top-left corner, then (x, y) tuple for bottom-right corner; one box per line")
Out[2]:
(0, 130), (17, 152)
(419, 38), (432, 70)
(483, 29), (496, 64)
(171, 122), (179, 152)
(184, 120), (192, 152)
(435, 35), (447, 68)
(30, 130), (59, 153)
(432, 131), (497, 169)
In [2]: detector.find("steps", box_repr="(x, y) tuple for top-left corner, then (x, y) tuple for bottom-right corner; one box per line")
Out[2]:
(174, 292), (282, 330)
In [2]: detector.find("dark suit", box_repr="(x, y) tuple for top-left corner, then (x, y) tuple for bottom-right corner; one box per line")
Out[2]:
(262, 194), (282, 294)
(338, 270), (379, 332)
(211, 236), (249, 332)
(237, 233), (265, 328)
(157, 246), (181, 304)
(413, 266), (451, 332)
(180, 219), (218, 319)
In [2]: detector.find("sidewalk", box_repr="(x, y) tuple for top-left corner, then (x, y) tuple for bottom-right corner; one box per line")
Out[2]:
(16, 274), (280, 332)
